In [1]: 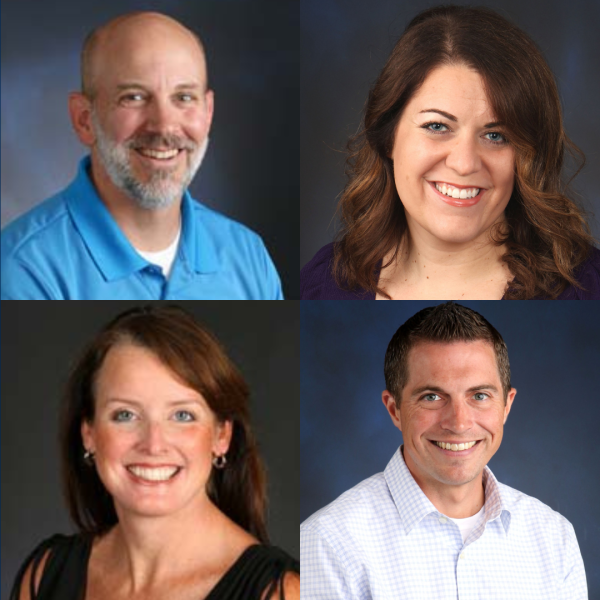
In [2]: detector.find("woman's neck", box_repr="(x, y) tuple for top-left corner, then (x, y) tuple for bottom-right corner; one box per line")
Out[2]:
(98, 496), (254, 594)
(377, 226), (511, 299)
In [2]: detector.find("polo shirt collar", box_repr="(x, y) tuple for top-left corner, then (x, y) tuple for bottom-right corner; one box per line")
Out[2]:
(179, 188), (219, 274)
(65, 156), (219, 281)
(384, 446), (512, 535)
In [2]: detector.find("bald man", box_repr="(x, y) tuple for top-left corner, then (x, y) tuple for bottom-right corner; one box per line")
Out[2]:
(1, 12), (283, 300)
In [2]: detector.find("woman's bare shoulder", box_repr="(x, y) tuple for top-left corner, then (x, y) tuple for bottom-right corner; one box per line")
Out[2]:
(260, 571), (300, 600)
(16, 548), (51, 600)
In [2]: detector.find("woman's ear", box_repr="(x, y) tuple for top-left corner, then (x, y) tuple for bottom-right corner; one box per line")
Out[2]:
(81, 420), (95, 453)
(214, 420), (233, 456)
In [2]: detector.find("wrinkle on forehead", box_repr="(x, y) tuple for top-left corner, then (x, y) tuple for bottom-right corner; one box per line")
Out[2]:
(83, 11), (207, 97)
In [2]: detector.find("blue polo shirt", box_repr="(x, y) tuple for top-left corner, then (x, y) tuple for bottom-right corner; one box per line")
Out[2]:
(1, 157), (283, 300)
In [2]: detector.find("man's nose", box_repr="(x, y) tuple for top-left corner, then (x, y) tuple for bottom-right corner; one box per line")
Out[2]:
(440, 399), (474, 434)
(445, 133), (482, 176)
(145, 97), (179, 133)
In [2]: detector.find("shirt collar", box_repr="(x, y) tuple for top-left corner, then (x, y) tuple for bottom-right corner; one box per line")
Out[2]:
(384, 446), (512, 535)
(65, 156), (218, 280)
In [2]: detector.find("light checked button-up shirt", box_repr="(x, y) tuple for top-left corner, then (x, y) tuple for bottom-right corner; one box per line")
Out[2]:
(1, 157), (283, 300)
(300, 447), (587, 600)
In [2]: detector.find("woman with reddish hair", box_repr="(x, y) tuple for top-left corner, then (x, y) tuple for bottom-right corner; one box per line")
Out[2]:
(10, 306), (299, 600)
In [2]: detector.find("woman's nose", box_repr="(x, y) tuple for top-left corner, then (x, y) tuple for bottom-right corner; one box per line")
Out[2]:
(139, 421), (169, 454)
(445, 134), (482, 176)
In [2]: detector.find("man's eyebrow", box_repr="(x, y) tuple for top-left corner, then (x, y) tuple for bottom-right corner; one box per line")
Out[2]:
(409, 384), (500, 397)
(419, 108), (502, 128)
(466, 384), (500, 393)
(114, 82), (202, 92)
(115, 83), (148, 91)
(410, 385), (446, 397)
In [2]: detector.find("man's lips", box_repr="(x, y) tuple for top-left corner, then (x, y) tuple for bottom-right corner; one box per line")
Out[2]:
(429, 439), (483, 456)
(134, 147), (184, 162)
(428, 180), (485, 207)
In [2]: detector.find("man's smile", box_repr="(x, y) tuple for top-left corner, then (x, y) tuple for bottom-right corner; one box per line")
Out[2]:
(428, 439), (483, 455)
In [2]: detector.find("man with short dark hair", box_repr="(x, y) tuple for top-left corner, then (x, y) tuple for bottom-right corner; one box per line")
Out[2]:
(301, 302), (587, 599)
(1, 12), (282, 300)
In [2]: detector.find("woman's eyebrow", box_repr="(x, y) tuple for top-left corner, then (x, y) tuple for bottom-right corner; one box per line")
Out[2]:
(419, 108), (502, 128)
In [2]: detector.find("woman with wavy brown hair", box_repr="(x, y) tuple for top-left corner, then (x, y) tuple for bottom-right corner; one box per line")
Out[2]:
(301, 5), (600, 300)
(10, 306), (299, 600)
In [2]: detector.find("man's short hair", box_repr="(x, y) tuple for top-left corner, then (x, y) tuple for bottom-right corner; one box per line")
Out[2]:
(384, 302), (511, 403)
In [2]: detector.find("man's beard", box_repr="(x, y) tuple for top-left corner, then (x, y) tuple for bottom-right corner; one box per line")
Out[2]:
(91, 110), (208, 210)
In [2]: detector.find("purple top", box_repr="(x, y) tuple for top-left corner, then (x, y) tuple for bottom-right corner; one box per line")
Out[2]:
(301, 242), (600, 300)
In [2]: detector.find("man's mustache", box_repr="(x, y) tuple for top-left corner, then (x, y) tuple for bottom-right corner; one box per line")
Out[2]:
(127, 133), (197, 152)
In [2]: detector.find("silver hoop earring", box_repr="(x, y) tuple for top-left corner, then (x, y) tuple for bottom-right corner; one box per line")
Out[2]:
(83, 450), (95, 465)
(212, 454), (227, 469)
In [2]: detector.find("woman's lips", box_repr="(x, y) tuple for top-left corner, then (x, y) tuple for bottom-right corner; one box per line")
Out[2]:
(428, 180), (484, 207)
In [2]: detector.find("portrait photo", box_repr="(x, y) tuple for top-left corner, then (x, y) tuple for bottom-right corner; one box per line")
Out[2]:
(301, 1), (600, 300)
(1, 0), (300, 299)
(301, 300), (599, 597)
(1, 301), (299, 599)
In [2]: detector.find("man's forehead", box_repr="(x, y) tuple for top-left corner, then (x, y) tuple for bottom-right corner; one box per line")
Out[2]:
(87, 12), (207, 92)
(406, 340), (498, 377)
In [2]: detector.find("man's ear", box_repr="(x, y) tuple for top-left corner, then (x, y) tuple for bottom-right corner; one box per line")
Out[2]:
(68, 92), (96, 146)
(382, 390), (402, 432)
(204, 89), (214, 132)
(503, 387), (517, 424)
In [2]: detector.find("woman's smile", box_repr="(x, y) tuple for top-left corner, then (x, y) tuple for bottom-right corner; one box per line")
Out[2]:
(427, 180), (485, 207)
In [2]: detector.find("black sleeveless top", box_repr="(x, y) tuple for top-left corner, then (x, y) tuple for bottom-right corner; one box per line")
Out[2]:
(10, 534), (299, 600)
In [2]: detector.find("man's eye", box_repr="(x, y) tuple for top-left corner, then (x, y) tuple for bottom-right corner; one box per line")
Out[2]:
(473, 392), (488, 401)
(423, 394), (441, 402)
(177, 93), (195, 102)
(173, 410), (195, 422)
(112, 409), (136, 422)
(120, 93), (145, 103)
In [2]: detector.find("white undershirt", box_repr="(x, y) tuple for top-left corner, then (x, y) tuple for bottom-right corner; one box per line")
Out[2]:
(135, 226), (181, 279)
(447, 504), (485, 544)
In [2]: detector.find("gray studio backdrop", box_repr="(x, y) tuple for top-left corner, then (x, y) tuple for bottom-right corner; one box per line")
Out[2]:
(300, 0), (600, 267)
(301, 301), (600, 597)
(0, 0), (300, 298)
(0, 301), (300, 599)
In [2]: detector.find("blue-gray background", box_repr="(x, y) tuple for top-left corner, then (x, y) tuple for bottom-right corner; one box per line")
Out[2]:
(0, 0), (300, 298)
(301, 301), (600, 596)
(0, 301), (300, 599)
(300, 0), (600, 267)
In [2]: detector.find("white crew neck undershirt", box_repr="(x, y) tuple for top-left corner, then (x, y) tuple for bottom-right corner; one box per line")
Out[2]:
(447, 504), (485, 544)
(135, 225), (181, 279)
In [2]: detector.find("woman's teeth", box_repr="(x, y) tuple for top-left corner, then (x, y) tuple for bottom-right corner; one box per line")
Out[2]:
(435, 183), (480, 199)
(127, 466), (180, 481)
(435, 441), (477, 451)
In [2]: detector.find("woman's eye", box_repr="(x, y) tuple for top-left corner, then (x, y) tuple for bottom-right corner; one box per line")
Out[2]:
(173, 410), (195, 422)
(423, 393), (441, 402)
(484, 131), (507, 144)
(423, 122), (449, 133)
(112, 410), (136, 422)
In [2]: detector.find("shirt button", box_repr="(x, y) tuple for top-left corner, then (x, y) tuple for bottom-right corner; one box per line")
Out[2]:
(460, 553), (465, 559)
(438, 517), (448, 524)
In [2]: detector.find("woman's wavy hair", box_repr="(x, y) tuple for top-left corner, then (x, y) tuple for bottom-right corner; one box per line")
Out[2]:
(60, 305), (269, 543)
(334, 5), (595, 299)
